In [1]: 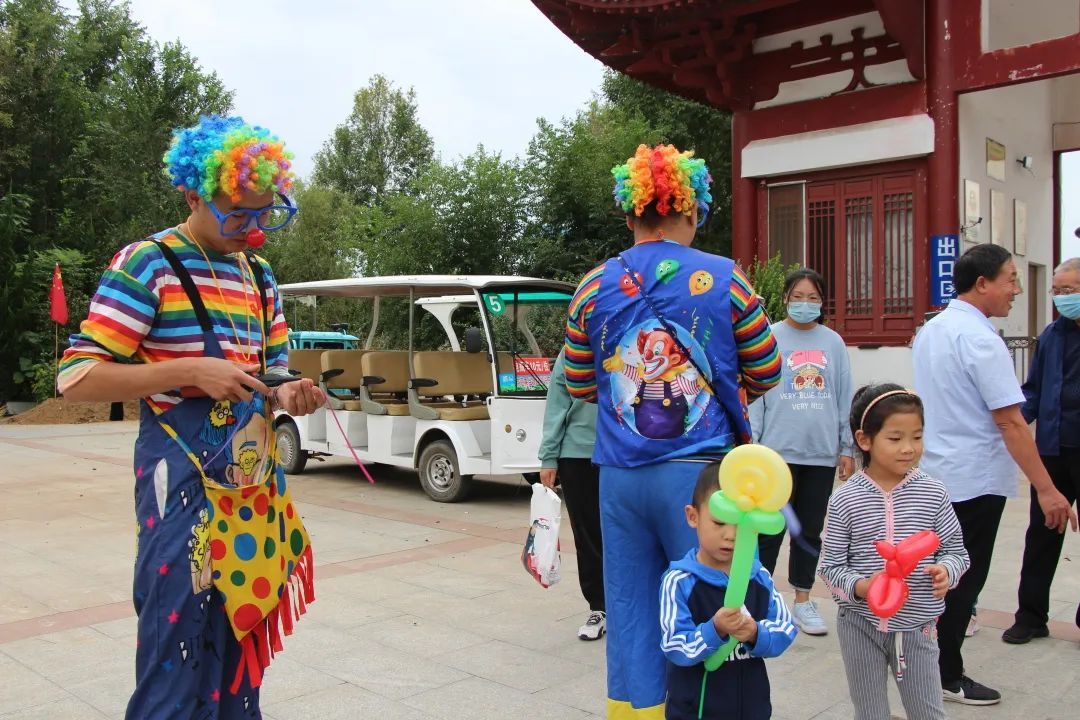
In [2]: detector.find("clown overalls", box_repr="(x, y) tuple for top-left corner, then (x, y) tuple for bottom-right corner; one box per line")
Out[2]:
(588, 240), (749, 719)
(127, 243), (313, 719)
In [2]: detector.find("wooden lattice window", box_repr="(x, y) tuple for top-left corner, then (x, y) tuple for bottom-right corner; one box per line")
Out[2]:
(804, 172), (920, 344)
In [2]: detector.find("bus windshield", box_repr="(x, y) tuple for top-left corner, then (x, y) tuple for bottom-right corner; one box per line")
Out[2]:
(479, 288), (572, 396)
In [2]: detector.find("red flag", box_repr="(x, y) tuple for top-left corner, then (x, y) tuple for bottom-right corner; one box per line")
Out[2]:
(49, 263), (68, 325)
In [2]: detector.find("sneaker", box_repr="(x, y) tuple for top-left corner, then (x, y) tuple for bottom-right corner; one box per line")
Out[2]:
(578, 611), (606, 641)
(1001, 622), (1049, 644)
(965, 614), (981, 637)
(943, 676), (1002, 705)
(792, 601), (828, 636)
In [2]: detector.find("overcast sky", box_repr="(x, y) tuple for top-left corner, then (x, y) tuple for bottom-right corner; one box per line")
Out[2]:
(115, 0), (606, 179)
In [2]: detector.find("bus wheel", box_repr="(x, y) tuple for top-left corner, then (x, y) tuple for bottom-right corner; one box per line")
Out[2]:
(276, 421), (307, 475)
(418, 440), (472, 502)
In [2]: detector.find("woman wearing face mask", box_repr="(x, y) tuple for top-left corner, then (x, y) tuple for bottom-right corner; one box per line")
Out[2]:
(748, 268), (855, 636)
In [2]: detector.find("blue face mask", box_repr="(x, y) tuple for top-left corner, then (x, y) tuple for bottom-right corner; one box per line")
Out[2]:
(787, 301), (822, 324)
(1053, 293), (1080, 320)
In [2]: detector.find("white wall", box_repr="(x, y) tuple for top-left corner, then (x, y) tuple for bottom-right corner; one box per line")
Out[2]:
(958, 81), (1055, 336)
(983, 0), (1079, 51)
(848, 347), (914, 390)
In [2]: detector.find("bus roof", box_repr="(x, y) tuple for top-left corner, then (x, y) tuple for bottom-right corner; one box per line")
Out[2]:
(279, 275), (576, 299)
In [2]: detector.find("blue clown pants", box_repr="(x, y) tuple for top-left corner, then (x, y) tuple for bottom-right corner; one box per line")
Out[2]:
(599, 461), (703, 719)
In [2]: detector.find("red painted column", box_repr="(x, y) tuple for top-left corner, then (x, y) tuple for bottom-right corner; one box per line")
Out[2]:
(925, 0), (959, 238)
(731, 110), (758, 266)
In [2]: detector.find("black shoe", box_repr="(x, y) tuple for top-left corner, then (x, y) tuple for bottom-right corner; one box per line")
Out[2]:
(1001, 622), (1050, 644)
(943, 676), (1002, 705)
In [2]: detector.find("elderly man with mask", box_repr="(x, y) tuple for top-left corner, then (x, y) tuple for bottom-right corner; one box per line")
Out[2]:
(1002, 256), (1080, 644)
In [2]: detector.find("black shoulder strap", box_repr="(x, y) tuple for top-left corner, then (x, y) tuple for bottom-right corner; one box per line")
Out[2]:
(245, 251), (271, 341)
(156, 239), (213, 333)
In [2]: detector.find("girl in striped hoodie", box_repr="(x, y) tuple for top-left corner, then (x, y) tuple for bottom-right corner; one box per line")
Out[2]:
(819, 384), (969, 720)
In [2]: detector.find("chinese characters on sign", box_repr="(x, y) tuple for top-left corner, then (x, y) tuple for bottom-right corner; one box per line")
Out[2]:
(930, 234), (959, 307)
(499, 357), (554, 392)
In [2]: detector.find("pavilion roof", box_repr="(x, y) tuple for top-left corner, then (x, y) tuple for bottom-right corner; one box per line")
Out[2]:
(532, 0), (924, 110)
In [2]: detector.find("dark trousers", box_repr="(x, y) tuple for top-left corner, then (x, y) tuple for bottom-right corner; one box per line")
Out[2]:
(757, 463), (835, 591)
(937, 494), (1006, 685)
(558, 458), (605, 612)
(1015, 449), (1080, 628)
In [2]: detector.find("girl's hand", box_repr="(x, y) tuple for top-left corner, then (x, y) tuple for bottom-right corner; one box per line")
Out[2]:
(925, 564), (951, 598)
(854, 570), (884, 601)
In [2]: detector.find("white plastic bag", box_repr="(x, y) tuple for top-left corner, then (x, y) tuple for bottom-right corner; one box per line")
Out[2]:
(522, 483), (562, 588)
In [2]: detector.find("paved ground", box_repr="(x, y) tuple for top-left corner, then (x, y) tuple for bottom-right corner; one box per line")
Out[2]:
(0, 421), (1076, 720)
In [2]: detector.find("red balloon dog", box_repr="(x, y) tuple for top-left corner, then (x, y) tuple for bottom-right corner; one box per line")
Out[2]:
(867, 530), (941, 619)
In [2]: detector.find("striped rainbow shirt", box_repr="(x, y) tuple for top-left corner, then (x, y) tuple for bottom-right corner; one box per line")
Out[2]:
(564, 261), (781, 405)
(58, 229), (289, 412)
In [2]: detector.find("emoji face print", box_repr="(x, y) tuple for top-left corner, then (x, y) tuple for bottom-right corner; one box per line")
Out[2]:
(689, 270), (713, 296)
(620, 271), (644, 297)
(655, 259), (680, 284)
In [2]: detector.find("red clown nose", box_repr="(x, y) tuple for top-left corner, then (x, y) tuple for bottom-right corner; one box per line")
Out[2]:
(245, 228), (266, 249)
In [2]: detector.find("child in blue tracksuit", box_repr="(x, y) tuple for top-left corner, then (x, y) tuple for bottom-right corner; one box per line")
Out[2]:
(660, 468), (798, 719)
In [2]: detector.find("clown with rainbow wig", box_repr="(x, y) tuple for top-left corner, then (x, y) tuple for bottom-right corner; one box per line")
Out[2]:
(563, 144), (782, 718)
(60, 116), (325, 718)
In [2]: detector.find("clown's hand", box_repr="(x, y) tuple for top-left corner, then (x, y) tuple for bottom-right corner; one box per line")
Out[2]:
(694, 371), (714, 395)
(274, 379), (326, 417)
(602, 353), (626, 373)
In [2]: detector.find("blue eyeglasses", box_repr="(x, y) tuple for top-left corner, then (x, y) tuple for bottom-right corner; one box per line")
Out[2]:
(206, 194), (298, 238)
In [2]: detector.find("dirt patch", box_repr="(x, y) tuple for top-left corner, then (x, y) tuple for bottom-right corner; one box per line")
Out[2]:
(0, 398), (141, 425)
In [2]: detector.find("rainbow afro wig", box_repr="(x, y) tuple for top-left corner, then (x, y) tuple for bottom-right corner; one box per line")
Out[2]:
(163, 115), (295, 203)
(612, 144), (712, 227)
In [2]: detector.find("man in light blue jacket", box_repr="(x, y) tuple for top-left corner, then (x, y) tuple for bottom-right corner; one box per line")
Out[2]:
(539, 350), (604, 640)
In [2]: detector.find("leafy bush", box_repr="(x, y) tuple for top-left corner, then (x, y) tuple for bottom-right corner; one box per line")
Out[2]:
(747, 254), (802, 324)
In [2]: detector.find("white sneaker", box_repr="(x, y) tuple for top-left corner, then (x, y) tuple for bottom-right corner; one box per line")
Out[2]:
(578, 611), (606, 641)
(792, 601), (828, 636)
(965, 614), (981, 637)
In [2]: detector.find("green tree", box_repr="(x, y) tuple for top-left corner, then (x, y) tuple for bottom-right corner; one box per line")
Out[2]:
(259, 183), (375, 340)
(11, 246), (95, 401)
(601, 71), (733, 256)
(0, 0), (232, 399)
(351, 147), (532, 349)
(312, 74), (435, 207)
(525, 100), (659, 281)
(524, 71), (734, 285)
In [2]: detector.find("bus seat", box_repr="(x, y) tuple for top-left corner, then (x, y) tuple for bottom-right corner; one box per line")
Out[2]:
(287, 350), (326, 383)
(409, 351), (492, 420)
(320, 350), (367, 399)
(358, 351), (411, 415)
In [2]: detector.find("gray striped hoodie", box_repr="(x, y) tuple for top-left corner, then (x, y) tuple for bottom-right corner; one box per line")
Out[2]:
(818, 468), (970, 631)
